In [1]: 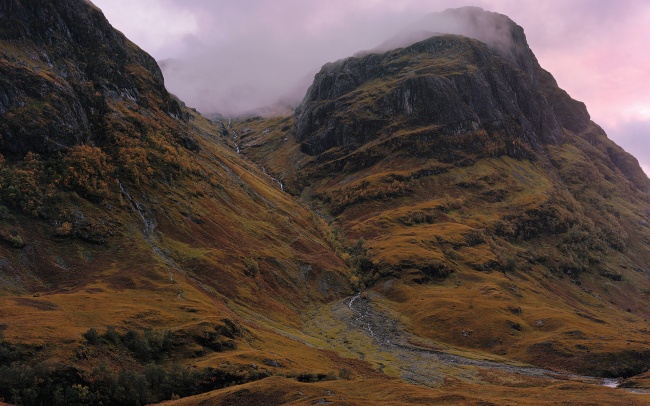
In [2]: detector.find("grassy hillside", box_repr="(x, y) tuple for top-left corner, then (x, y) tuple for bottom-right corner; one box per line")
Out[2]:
(3, 2), (650, 405)
(232, 27), (650, 378)
(0, 1), (355, 404)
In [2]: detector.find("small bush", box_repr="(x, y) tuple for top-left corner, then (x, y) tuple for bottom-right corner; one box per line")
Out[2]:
(102, 326), (121, 345)
(0, 205), (10, 220)
(123, 329), (151, 362)
(89, 327), (177, 361)
(10, 234), (24, 248)
(295, 372), (336, 382)
(60, 145), (115, 201)
(347, 239), (375, 275)
(83, 327), (100, 344)
(420, 261), (454, 281)
(54, 222), (73, 237)
(0, 152), (51, 216)
(339, 368), (354, 380)
(195, 321), (240, 352)
(242, 257), (259, 277)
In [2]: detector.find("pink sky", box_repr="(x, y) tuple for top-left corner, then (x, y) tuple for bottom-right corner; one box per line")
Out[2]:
(91, 0), (650, 175)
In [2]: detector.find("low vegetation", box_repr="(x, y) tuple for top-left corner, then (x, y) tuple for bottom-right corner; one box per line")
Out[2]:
(4, 2), (650, 404)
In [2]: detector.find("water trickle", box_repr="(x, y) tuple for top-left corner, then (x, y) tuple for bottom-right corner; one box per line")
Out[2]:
(118, 179), (177, 283)
(262, 167), (285, 191)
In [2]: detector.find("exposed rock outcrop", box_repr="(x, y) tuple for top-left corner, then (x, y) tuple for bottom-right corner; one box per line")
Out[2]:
(0, 0), (182, 157)
(295, 9), (590, 157)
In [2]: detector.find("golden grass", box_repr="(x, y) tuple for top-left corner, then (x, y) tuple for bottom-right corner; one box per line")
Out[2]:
(232, 102), (650, 378)
(0, 70), (354, 400)
(157, 374), (650, 406)
(4, 27), (650, 403)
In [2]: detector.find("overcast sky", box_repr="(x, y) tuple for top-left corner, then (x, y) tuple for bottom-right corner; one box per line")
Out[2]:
(90, 0), (650, 176)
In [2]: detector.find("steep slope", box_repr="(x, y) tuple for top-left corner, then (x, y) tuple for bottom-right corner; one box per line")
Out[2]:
(235, 7), (650, 378)
(3, 2), (650, 404)
(0, 1), (355, 403)
(0, 0), (353, 313)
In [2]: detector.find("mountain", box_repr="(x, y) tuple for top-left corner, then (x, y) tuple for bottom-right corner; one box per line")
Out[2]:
(0, 0), (351, 304)
(2, 2), (650, 405)
(234, 4), (650, 384)
(0, 1), (356, 403)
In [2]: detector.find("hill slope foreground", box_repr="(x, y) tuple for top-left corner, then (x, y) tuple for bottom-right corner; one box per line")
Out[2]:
(0, 2), (649, 405)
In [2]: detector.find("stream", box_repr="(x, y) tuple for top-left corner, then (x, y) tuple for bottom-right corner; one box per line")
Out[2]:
(343, 292), (636, 390)
(226, 118), (241, 153)
(118, 180), (180, 285)
(262, 167), (285, 191)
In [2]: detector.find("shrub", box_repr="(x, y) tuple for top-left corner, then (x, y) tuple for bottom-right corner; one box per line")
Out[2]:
(90, 327), (176, 361)
(0, 152), (51, 216)
(9, 234), (24, 248)
(420, 261), (454, 280)
(102, 326), (121, 345)
(83, 327), (99, 344)
(347, 239), (375, 275)
(0, 356), (269, 405)
(54, 222), (73, 237)
(295, 372), (335, 382)
(195, 321), (240, 352)
(242, 257), (259, 276)
(338, 368), (354, 380)
(0, 205), (11, 220)
(123, 329), (151, 362)
(60, 145), (115, 201)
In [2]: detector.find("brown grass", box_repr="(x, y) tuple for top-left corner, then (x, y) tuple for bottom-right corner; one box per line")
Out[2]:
(156, 375), (649, 406)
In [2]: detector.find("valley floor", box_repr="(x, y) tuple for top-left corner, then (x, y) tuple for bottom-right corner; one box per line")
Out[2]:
(159, 292), (650, 405)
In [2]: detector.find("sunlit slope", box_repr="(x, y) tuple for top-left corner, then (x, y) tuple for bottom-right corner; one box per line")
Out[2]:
(234, 10), (650, 376)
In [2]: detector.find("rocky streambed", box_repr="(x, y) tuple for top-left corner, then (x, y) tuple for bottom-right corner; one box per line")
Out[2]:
(305, 291), (641, 391)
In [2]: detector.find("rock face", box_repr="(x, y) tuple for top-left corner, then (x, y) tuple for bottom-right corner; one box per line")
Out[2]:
(295, 9), (590, 157)
(0, 0), (181, 157)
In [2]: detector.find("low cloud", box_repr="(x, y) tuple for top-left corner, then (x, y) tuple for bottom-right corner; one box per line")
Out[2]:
(92, 0), (650, 170)
(159, 5), (526, 117)
(358, 6), (518, 59)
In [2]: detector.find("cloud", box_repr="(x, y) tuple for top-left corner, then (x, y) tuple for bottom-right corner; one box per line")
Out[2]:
(90, 0), (199, 58)
(367, 6), (519, 55)
(91, 0), (650, 171)
(510, 1), (650, 125)
(97, 0), (512, 115)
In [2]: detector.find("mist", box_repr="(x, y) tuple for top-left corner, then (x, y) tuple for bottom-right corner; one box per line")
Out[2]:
(156, 5), (521, 117)
(91, 0), (650, 175)
(152, 2), (430, 117)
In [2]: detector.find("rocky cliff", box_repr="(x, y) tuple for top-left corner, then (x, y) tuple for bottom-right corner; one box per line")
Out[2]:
(292, 8), (648, 192)
(300, 11), (587, 148)
(0, 0), (182, 157)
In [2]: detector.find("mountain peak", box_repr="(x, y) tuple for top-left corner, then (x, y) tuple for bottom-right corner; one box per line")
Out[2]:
(295, 23), (590, 158)
(232, 9), (650, 391)
(365, 7), (535, 74)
